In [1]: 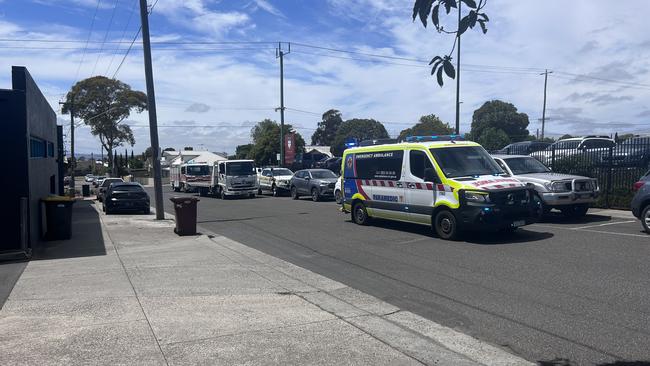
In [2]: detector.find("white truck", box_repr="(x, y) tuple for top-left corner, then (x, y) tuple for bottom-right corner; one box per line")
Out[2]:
(170, 162), (212, 193)
(206, 160), (258, 199)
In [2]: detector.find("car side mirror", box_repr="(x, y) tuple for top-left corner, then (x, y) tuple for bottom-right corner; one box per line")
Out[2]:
(424, 168), (437, 183)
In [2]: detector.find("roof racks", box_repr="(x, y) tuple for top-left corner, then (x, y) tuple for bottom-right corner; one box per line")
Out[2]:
(403, 134), (465, 142)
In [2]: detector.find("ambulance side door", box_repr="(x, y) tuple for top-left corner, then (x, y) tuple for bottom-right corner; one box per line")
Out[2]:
(360, 150), (408, 221)
(405, 149), (438, 225)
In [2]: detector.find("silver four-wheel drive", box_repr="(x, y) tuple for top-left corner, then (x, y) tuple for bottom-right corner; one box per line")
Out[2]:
(492, 155), (599, 219)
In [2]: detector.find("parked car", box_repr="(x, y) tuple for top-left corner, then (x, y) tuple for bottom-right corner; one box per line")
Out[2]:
(534, 136), (615, 166)
(290, 169), (339, 201)
(607, 135), (650, 169)
(492, 154), (599, 218)
(63, 176), (71, 186)
(322, 157), (342, 175)
(97, 178), (124, 202)
(93, 176), (107, 188)
(495, 141), (551, 155)
(631, 170), (650, 233)
(290, 152), (329, 171)
(334, 177), (343, 204)
(258, 167), (294, 196)
(84, 174), (96, 183)
(102, 182), (150, 214)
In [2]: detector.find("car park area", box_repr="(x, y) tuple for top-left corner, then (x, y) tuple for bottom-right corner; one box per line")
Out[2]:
(146, 186), (649, 366)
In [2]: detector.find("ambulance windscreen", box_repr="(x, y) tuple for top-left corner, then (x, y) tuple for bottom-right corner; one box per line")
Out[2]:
(429, 146), (504, 178)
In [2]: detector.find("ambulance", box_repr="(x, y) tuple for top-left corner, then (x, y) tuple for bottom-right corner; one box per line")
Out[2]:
(341, 135), (536, 240)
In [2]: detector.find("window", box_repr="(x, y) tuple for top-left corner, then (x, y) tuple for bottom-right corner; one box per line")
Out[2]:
(30, 137), (45, 158)
(311, 170), (337, 179)
(355, 150), (403, 180)
(186, 165), (210, 175)
(503, 157), (550, 175)
(47, 142), (54, 157)
(227, 162), (255, 176)
(181, 166), (186, 174)
(409, 150), (433, 180)
(429, 146), (503, 178)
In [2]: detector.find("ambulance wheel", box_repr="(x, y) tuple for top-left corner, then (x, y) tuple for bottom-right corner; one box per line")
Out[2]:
(352, 201), (370, 225)
(434, 210), (458, 240)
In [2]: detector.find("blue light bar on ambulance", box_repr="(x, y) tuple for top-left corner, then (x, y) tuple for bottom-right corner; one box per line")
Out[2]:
(344, 138), (359, 148)
(403, 134), (465, 143)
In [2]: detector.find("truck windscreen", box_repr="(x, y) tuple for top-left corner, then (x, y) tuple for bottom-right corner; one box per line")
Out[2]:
(187, 165), (210, 175)
(227, 162), (255, 176)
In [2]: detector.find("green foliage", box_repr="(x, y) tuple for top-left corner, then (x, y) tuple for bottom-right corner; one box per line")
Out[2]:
(476, 127), (510, 151)
(412, 0), (489, 86)
(249, 119), (305, 166)
(331, 118), (390, 157)
(471, 100), (530, 143)
(63, 76), (147, 175)
(398, 114), (453, 141)
(235, 144), (254, 159)
(616, 133), (635, 143)
(311, 109), (343, 146)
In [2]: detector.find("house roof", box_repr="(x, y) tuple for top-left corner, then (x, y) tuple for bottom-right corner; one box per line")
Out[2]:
(304, 145), (332, 157)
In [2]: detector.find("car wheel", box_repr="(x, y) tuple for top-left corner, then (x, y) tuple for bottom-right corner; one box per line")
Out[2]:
(335, 190), (342, 204)
(311, 188), (320, 202)
(221, 189), (227, 200)
(271, 184), (278, 197)
(291, 186), (299, 200)
(102, 204), (106, 212)
(641, 205), (650, 233)
(434, 210), (459, 240)
(562, 204), (589, 218)
(352, 201), (370, 225)
(532, 192), (547, 221)
(105, 206), (112, 215)
(258, 188), (262, 195)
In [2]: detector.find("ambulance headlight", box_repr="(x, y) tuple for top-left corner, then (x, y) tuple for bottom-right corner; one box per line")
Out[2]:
(464, 191), (490, 203)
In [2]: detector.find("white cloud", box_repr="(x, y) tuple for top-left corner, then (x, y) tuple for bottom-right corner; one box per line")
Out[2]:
(252, 0), (284, 17)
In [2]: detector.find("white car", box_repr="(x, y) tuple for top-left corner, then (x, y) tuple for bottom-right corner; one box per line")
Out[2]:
(257, 167), (294, 196)
(334, 177), (343, 204)
(533, 136), (614, 166)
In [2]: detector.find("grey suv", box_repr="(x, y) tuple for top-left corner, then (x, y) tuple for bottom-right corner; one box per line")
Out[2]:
(631, 171), (650, 233)
(290, 169), (339, 201)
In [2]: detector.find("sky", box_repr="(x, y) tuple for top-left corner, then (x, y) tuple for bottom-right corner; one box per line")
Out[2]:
(1, 0), (650, 155)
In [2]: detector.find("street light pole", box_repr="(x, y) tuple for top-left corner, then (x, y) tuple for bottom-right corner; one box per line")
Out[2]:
(139, 0), (164, 220)
(540, 69), (552, 140)
(276, 42), (290, 167)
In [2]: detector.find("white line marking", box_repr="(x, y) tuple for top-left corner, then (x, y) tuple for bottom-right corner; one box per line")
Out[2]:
(572, 220), (636, 230)
(533, 224), (649, 238)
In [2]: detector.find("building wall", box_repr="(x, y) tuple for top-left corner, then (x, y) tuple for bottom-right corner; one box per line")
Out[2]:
(0, 89), (29, 252)
(0, 66), (59, 254)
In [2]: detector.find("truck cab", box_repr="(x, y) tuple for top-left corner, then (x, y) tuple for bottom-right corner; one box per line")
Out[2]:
(212, 160), (257, 199)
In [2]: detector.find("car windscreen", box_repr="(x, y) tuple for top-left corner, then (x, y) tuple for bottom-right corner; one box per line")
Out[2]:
(272, 168), (293, 176)
(311, 170), (338, 179)
(186, 165), (210, 175)
(102, 179), (122, 187)
(111, 185), (144, 192)
(429, 146), (504, 178)
(504, 157), (550, 174)
(227, 162), (255, 176)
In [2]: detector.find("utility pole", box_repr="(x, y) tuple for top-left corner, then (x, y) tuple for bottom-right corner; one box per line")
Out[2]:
(276, 42), (290, 166)
(454, 1), (461, 135)
(59, 99), (75, 193)
(540, 69), (552, 140)
(139, 0), (164, 220)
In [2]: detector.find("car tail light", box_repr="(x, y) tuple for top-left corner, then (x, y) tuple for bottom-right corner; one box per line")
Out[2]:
(633, 181), (645, 191)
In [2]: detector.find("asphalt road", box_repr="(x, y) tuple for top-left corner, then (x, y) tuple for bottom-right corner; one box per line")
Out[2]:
(147, 187), (650, 366)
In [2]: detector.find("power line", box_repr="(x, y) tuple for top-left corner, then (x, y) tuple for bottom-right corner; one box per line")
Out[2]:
(73, 0), (102, 81)
(112, 26), (141, 78)
(91, 0), (120, 76)
(105, 0), (138, 76)
(552, 71), (650, 90)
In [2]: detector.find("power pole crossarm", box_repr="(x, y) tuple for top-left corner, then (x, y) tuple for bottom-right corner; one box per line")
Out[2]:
(139, 0), (164, 220)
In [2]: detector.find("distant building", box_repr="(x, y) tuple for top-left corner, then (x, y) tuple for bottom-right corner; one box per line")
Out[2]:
(304, 145), (333, 158)
(0, 66), (62, 258)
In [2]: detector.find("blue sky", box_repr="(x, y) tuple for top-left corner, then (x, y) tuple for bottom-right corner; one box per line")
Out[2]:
(1, 0), (650, 154)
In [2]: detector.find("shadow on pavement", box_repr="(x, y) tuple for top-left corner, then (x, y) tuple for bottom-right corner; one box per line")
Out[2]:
(359, 218), (553, 245)
(0, 260), (27, 310)
(34, 200), (106, 260)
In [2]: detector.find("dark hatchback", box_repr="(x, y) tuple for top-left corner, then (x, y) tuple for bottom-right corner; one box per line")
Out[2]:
(102, 182), (150, 214)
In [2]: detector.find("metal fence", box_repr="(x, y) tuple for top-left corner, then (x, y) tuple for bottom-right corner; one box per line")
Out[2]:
(497, 138), (650, 209)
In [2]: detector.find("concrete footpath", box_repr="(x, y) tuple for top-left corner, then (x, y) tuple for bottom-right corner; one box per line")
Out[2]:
(0, 200), (533, 365)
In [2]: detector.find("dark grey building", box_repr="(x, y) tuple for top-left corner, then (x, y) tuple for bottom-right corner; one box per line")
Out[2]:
(0, 66), (62, 258)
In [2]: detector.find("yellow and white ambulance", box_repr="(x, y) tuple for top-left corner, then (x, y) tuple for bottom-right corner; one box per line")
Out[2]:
(341, 135), (536, 240)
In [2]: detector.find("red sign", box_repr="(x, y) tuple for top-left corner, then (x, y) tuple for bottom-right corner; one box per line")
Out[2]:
(284, 133), (296, 165)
